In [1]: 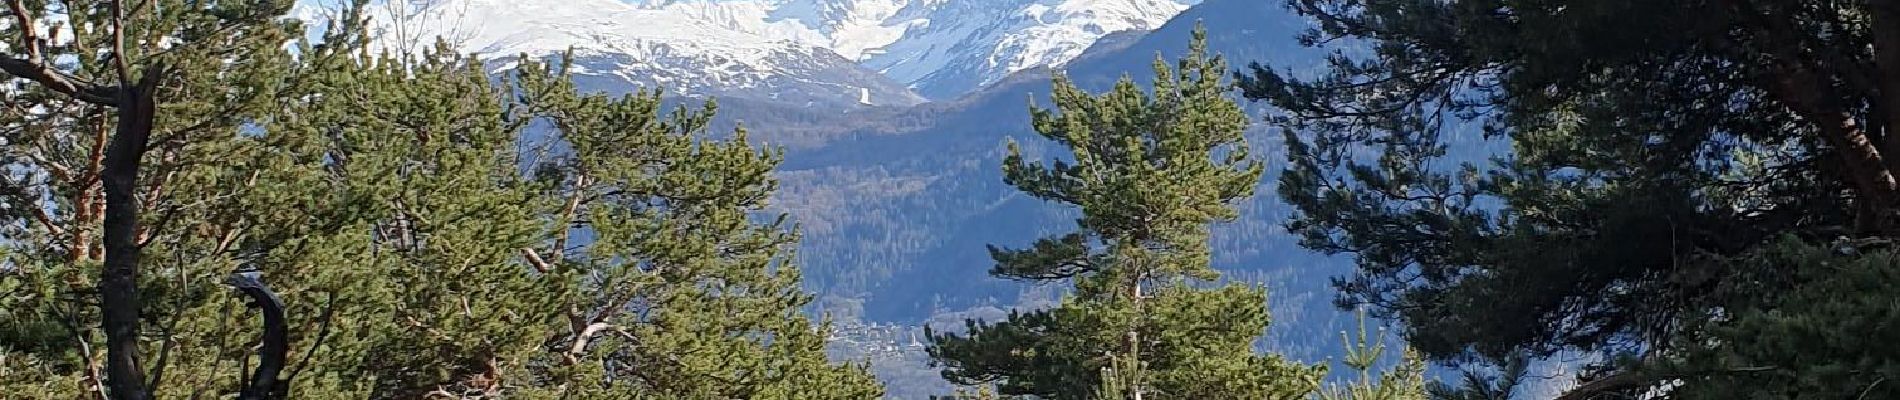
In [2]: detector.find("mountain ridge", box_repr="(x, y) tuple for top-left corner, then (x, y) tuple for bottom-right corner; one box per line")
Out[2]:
(775, 2), (1369, 395)
(295, 0), (1199, 106)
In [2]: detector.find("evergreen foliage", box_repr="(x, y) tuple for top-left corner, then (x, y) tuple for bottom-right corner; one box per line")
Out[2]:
(0, 2), (879, 398)
(1424, 353), (1526, 400)
(1642, 237), (1900, 399)
(1314, 311), (1427, 400)
(504, 52), (882, 400)
(6, 0), (1893, 398)
(925, 26), (1324, 400)
(1239, 0), (1900, 397)
(0, 0), (304, 398)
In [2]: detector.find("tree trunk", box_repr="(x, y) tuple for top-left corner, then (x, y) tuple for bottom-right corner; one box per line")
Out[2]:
(1765, 61), (1900, 231)
(1125, 271), (1143, 400)
(100, 72), (158, 400)
(229, 271), (288, 400)
(1729, 0), (1900, 232)
(1869, 0), (1900, 222)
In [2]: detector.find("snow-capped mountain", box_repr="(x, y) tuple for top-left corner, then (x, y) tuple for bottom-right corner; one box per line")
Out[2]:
(303, 0), (917, 108)
(852, 0), (1198, 98)
(297, 0), (1197, 105)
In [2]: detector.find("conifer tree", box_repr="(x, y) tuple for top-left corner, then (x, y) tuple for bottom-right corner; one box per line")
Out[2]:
(502, 55), (882, 400)
(2, 8), (568, 397)
(0, 0), (299, 398)
(3, 3), (883, 399)
(926, 26), (1323, 400)
(1240, 0), (1900, 397)
(1315, 311), (1428, 400)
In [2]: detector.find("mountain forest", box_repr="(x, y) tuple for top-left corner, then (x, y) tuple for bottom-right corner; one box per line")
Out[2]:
(1, 0), (1896, 399)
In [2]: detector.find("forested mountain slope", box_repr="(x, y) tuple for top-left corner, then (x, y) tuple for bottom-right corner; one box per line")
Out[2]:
(774, 0), (1348, 350)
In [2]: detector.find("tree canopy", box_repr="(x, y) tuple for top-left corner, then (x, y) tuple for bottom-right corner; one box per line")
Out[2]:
(1241, 0), (1900, 397)
(1, 2), (878, 398)
(926, 27), (1326, 400)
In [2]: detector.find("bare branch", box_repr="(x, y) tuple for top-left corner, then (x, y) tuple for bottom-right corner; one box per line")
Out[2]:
(2, 0), (119, 105)
(520, 248), (551, 273)
(1860, 377), (1889, 400)
(110, 0), (133, 85)
(2, 0), (115, 104)
(53, 300), (109, 400)
(0, 56), (116, 103)
(550, 174), (589, 263)
(28, 201), (66, 237)
(563, 322), (613, 364)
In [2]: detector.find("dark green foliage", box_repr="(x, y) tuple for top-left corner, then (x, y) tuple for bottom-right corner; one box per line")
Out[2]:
(930, 306), (1103, 396)
(1651, 237), (1900, 399)
(1425, 353), (1526, 400)
(927, 26), (1324, 400)
(1, 0), (303, 397)
(1239, 0), (1900, 397)
(506, 55), (883, 400)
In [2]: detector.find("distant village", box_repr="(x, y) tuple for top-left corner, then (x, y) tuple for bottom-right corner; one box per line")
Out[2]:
(823, 320), (953, 398)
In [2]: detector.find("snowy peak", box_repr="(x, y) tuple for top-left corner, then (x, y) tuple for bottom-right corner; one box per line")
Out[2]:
(769, 0), (911, 59)
(330, 0), (915, 108)
(761, 0), (1201, 97)
(359, 0), (817, 60)
(304, 0), (1198, 103)
(861, 0), (1198, 97)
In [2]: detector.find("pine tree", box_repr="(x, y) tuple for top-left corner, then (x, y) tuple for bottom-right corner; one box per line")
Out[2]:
(2, 9), (569, 397)
(3, 3), (883, 399)
(0, 0), (300, 398)
(501, 54), (883, 400)
(1315, 311), (1428, 400)
(1240, 0), (1900, 397)
(926, 25), (1323, 400)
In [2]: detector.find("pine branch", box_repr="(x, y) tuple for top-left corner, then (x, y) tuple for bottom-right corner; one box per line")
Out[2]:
(1, 0), (120, 105)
